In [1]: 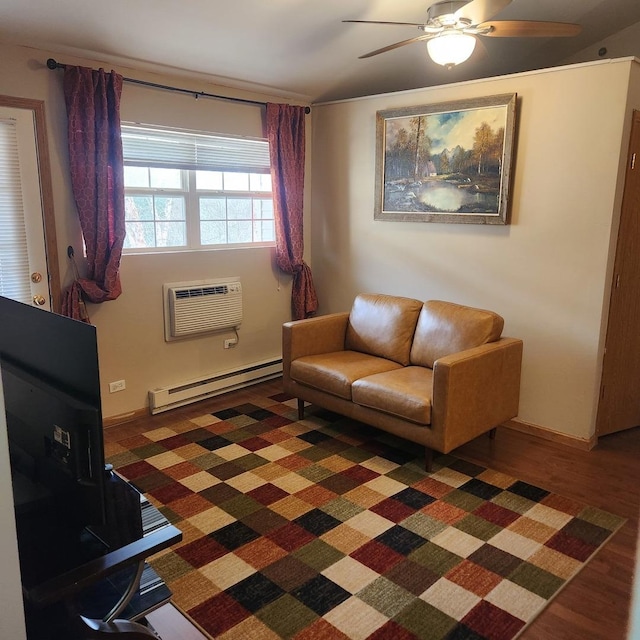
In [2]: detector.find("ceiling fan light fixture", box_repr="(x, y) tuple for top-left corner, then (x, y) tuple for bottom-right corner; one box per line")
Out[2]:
(427, 31), (476, 68)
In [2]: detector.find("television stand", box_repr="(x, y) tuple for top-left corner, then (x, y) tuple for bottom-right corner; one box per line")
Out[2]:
(20, 484), (181, 640)
(75, 615), (158, 639)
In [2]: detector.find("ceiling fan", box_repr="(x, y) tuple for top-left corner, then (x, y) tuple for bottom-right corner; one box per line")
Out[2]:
(344, 0), (582, 69)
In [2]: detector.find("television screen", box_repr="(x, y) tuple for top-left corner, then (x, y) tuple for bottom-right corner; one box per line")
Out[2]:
(0, 295), (101, 404)
(0, 295), (106, 536)
(2, 360), (105, 527)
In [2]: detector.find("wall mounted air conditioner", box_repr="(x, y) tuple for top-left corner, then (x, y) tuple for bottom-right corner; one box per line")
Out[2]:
(163, 278), (242, 341)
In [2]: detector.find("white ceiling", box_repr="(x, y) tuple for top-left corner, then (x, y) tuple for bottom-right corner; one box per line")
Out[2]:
(2, 0), (640, 103)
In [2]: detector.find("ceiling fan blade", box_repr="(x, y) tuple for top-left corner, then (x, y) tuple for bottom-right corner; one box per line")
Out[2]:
(478, 20), (582, 37)
(342, 20), (426, 27)
(359, 34), (433, 59)
(455, 0), (512, 25)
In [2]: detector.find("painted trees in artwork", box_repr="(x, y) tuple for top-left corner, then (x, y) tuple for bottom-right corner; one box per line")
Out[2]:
(385, 113), (504, 180)
(384, 116), (433, 181)
(410, 116), (432, 181)
(472, 123), (505, 175)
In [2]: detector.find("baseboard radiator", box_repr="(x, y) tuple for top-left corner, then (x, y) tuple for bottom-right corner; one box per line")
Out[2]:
(148, 358), (282, 414)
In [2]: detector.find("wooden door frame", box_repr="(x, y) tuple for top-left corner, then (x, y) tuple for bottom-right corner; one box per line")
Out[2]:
(0, 95), (61, 313)
(596, 109), (640, 437)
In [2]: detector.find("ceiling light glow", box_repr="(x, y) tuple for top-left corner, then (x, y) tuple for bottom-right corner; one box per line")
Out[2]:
(427, 32), (476, 69)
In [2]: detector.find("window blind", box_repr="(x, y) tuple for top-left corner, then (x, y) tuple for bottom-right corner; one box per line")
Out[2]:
(121, 124), (271, 173)
(0, 117), (31, 304)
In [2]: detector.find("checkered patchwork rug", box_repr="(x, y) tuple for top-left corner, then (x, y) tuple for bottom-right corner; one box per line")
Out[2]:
(107, 394), (625, 640)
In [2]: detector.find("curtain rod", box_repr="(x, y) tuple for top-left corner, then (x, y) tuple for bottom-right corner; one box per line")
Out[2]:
(46, 58), (311, 114)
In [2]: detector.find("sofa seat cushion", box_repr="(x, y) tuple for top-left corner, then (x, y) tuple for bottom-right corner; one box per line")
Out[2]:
(352, 366), (433, 425)
(290, 351), (403, 400)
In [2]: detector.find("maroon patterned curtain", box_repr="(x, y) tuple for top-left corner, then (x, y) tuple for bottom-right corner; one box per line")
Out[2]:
(61, 65), (126, 321)
(266, 103), (318, 320)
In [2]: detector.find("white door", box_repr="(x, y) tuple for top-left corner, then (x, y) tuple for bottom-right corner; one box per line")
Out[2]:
(0, 105), (52, 311)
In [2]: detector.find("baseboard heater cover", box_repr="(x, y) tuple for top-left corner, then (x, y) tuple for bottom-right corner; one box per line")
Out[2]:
(148, 358), (282, 414)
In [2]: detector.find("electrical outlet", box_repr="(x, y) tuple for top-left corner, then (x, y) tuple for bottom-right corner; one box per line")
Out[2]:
(109, 379), (126, 393)
(224, 338), (238, 349)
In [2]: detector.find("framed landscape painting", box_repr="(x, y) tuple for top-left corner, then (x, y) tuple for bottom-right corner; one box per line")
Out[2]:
(374, 93), (517, 225)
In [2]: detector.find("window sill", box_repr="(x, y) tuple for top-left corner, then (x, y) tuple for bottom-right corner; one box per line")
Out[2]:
(122, 242), (276, 256)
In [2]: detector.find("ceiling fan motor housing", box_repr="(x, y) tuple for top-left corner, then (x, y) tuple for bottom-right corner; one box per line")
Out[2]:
(427, 1), (470, 25)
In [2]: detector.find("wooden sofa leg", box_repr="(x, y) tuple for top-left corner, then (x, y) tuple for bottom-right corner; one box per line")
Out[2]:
(297, 398), (305, 420)
(425, 447), (433, 473)
(489, 428), (497, 440)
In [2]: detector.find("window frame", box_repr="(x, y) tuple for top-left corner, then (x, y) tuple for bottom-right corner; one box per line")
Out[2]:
(121, 124), (275, 254)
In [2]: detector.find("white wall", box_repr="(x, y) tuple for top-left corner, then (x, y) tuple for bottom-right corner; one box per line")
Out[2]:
(310, 59), (639, 442)
(0, 379), (27, 640)
(0, 41), (312, 419)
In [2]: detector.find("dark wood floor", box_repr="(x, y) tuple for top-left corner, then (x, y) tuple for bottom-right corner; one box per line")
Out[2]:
(104, 379), (640, 640)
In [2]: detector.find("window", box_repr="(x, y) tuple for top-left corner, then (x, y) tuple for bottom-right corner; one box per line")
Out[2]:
(121, 124), (274, 251)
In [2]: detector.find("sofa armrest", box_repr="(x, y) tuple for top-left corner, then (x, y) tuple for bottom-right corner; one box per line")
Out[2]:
(431, 337), (523, 452)
(283, 312), (350, 380)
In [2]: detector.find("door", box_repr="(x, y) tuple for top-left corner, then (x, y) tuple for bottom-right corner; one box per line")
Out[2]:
(0, 97), (59, 312)
(596, 110), (640, 437)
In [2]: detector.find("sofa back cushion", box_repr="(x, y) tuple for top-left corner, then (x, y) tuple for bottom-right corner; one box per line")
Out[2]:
(345, 294), (422, 366)
(410, 300), (504, 368)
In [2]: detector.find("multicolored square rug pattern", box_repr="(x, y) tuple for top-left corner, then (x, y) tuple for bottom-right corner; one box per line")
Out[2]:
(107, 394), (625, 640)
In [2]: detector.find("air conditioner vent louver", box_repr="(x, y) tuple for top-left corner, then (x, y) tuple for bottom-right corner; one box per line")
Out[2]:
(163, 279), (242, 341)
(175, 285), (229, 299)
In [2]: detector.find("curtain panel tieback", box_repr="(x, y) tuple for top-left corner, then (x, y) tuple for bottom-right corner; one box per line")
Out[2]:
(293, 261), (318, 321)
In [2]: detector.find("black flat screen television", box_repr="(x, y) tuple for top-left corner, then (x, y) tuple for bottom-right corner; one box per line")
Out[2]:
(0, 295), (107, 555)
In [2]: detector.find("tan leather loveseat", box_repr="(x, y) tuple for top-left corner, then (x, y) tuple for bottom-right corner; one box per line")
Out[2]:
(283, 294), (523, 469)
